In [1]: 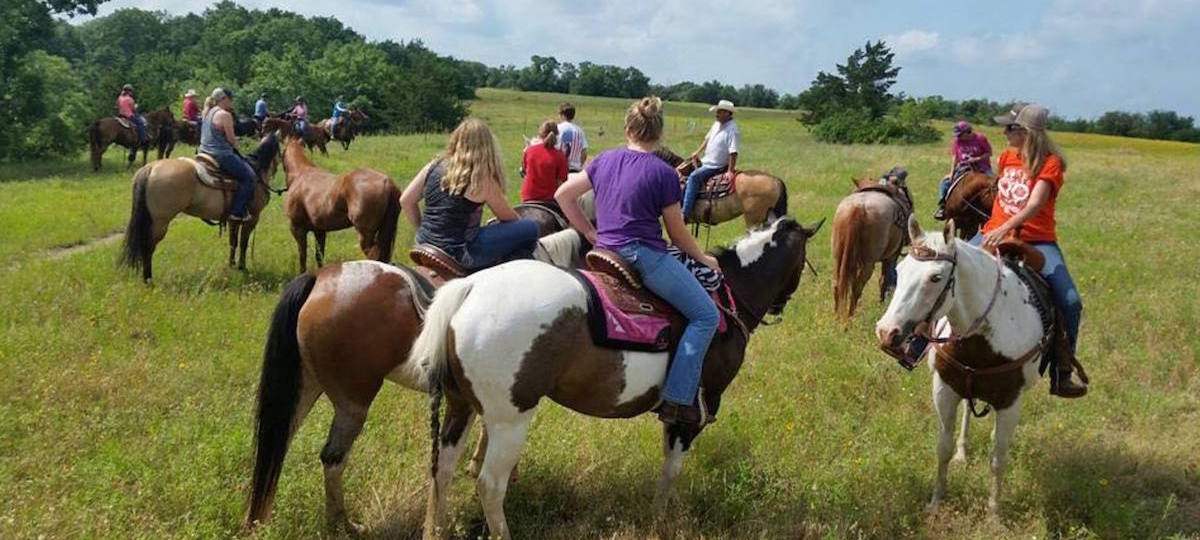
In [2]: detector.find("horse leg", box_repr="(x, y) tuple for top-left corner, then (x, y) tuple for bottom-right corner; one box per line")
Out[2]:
(987, 399), (1022, 516)
(654, 424), (693, 511)
(314, 231), (327, 268)
(292, 226), (308, 273)
(467, 424), (520, 483)
(356, 227), (375, 261)
(320, 406), (369, 535)
(237, 223), (252, 271)
(228, 223), (240, 267)
(127, 147), (137, 169)
(953, 404), (970, 463)
(474, 415), (532, 540)
(144, 220), (170, 283)
(424, 395), (475, 539)
(879, 256), (898, 303)
(929, 371), (961, 510)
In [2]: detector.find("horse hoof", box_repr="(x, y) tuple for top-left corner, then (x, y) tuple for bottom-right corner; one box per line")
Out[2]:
(951, 451), (967, 464)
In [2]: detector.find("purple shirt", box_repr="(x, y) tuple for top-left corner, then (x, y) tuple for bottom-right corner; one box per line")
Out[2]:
(952, 133), (993, 173)
(586, 148), (680, 252)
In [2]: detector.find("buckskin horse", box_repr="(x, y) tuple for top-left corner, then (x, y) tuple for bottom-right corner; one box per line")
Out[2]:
(119, 134), (282, 282)
(407, 216), (822, 539)
(262, 116), (329, 155)
(653, 147), (789, 230)
(830, 173), (915, 319)
(241, 230), (588, 534)
(280, 137), (401, 272)
(87, 108), (175, 171)
(875, 217), (1076, 515)
(941, 169), (994, 240)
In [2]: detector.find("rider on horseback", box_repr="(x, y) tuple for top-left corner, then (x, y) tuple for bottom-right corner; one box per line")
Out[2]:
(557, 96), (721, 427)
(284, 96), (309, 138)
(199, 88), (257, 222)
(329, 96), (349, 137)
(682, 99), (741, 222)
(400, 118), (540, 271)
(934, 121), (993, 220)
(117, 84), (148, 145)
(521, 121), (568, 205)
(181, 89), (201, 133)
(254, 93), (269, 125)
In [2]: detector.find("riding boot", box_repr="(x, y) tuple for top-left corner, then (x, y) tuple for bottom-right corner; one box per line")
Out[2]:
(933, 201), (947, 221)
(1049, 325), (1088, 398)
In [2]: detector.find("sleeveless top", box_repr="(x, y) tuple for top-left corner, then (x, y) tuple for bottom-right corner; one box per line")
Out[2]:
(414, 161), (483, 262)
(199, 107), (235, 157)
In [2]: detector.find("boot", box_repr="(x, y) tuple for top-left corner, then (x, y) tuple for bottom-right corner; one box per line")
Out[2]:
(933, 202), (947, 220)
(1049, 327), (1088, 398)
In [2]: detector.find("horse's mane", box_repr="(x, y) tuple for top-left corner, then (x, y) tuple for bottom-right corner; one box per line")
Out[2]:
(652, 146), (685, 167)
(247, 133), (279, 173)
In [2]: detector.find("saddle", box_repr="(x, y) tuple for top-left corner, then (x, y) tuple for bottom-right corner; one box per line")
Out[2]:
(515, 201), (567, 230)
(115, 117), (132, 129)
(676, 161), (735, 200)
(577, 249), (728, 352)
(182, 154), (240, 191)
(409, 244), (467, 281)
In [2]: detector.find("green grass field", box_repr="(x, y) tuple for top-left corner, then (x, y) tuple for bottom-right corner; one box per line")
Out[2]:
(1, 88), (1197, 539)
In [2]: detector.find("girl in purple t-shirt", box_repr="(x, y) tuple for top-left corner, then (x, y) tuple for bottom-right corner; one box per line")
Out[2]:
(556, 97), (719, 427)
(935, 121), (993, 219)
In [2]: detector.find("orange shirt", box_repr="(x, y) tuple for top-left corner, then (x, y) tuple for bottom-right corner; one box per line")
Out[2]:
(982, 148), (1064, 243)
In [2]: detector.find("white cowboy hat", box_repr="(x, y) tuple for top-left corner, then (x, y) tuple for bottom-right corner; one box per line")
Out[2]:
(184, 89), (197, 97)
(708, 99), (736, 113)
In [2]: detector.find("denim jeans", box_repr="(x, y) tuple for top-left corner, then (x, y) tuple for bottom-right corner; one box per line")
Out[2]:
(938, 175), (952, 203)
(681, 164), (725, 219)
(462, 219), (539, 270)
(130, 115), (147, 144)
(1031, 242), (1083, 357)
(294, 120), (308, 137)
(617, 241), (720, 405)
(213, 152), (257, 216)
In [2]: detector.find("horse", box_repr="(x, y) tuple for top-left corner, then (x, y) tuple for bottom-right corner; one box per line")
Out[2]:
(87, 108), (175, 171)
(875, 217), (1057, 515)
(242, 229), (588, 534)
(830, 175), (914, 319)
(942, 170), (994, 240)
(408, 216), (824, 539)
(322, 109), (368, 151)
(262, 116), (329, 155)
(119, 134), (282, 282)
(653, 147), (789, 230)
(280, 137), (401, 273)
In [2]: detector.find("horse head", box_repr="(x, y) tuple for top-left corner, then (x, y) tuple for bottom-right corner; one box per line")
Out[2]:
(717, 215), (823, 322)
(874, 216), (960, 363)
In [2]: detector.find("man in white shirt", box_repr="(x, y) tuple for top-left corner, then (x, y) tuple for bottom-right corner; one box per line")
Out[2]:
(555, 102), (588, 172)
(682, 99), (741, 220)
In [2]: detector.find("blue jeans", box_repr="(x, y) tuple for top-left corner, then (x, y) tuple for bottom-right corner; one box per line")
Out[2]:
(938, 175), (952, 203)
(681, 164), (725, 219)
(617, 241), (719, 405)
(463, 219), (539, 270)
(294, 120), (308, 137)
(129, 115), (147, 144)
(213, 152), (257, 216)
(1032, 242), (1082, 357)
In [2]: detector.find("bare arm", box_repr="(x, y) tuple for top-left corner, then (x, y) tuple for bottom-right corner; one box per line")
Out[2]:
(481, 182), (520, 222)
(726, 152), (738, 176)
(216, 110), (237, 146)
(400, 161), (433, 228)
(663, 203), (720, 270)
(555, 171), (596, 243)
(983, 180), (1052, 247)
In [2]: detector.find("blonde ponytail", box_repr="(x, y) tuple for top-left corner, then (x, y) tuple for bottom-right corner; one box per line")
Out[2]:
(624, 96), (664, 144)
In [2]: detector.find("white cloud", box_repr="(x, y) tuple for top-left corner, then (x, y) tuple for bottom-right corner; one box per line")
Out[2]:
(886, 30), (940, 55)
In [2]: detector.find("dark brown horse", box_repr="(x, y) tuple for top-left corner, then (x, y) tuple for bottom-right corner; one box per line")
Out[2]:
(942, 171), (994, 239)
(88, 108), (175, 171)
(262, 116), (329, 155)
(830, 176), (914, 319)
(319, 109), (369, 150)
(653, 148), (789, 229)
(280, 137), (401, 272)
(119, 134), (281, 282)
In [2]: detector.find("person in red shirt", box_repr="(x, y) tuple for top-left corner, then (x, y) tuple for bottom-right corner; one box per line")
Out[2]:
(116, 84), (147, 145)
(181, 89), (201, 123)
(982, 103), (1087, 398)
(520, 120), (568, 204)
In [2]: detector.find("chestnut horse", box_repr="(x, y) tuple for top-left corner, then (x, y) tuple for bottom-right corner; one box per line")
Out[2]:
(87, 108), (175, 171)
(262, 116), (329, 155)
(119, 134), (281, 282)
(942, 171), (994, 239)
(242, 230), (588, 533)
(830, 175), (914, 319)
(409, 217), (823, 539)
(319, 108), (369, 150)
(653, 148), (789, 229)
(280, 137), (400, 272)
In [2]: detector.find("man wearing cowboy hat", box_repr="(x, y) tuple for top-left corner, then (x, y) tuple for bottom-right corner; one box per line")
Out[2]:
(682, 99), (741, 221)
(181, 89), (201, 124)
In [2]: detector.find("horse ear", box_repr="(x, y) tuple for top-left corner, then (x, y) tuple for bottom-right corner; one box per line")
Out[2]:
(943, 219), (957, 245)
(907, 214), (925, 244)
(802, 217), (826, 237)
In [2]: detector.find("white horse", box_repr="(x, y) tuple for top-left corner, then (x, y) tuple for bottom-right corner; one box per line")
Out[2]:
(875, 216), (1050, 515)
(407, 216), (822, 539)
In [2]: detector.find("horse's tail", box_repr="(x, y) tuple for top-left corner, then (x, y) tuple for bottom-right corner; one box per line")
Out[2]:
(120, 164), (154, 271)
(831, 204), (865, 320)
(374, 183), (401, 264)
(244, 273), (318, 529)
(772, 177), (789, 220)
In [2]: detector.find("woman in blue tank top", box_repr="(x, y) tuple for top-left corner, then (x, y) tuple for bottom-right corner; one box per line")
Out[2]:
(199, 88), (257, 221)
(400, 118), (538, 271)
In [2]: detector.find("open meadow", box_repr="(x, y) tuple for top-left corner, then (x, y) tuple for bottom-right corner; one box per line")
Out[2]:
(1, 88), (1197, 539)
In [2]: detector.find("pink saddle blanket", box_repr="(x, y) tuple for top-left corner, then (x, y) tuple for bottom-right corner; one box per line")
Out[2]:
(575, 270), (728, 352)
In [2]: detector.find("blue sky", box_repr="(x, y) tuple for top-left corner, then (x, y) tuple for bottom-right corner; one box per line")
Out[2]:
(83, 0), (1200, 119)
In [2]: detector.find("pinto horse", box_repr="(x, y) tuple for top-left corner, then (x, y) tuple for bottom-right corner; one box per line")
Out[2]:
(87, 108), (175, 171)
(408, 216), (823, 539)
(830, 175), (915, 319)
(875, 217), (1054, 515)
(119, 134), (281, 282)
(280, 137), (401, 272)
(653, 147), (789, 229)
(942, 171), (994, 239)
(262, 116), (329, 155)
(242, 229), (588, 534)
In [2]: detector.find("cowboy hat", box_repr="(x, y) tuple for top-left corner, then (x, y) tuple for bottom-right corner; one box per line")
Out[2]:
(708, 99), (736, 113)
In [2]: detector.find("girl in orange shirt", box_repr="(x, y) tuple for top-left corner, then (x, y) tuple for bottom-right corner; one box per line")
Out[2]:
(983, 104), (1086, 398)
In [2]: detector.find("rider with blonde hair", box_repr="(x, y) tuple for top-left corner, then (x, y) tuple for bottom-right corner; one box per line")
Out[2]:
(401, 117), (539, 271)
(557, 96), (721, 427)
(983, 103), (1087, 398)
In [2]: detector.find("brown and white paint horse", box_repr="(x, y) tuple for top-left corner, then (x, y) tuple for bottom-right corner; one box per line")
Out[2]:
(407, 216), (822, 539)
(280, 137), (401, 272)
(942, 170), (994, 240)
(830, 176), (914, 319)
(875, 217), (1049, 515)
(242, 230), (587, 534)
